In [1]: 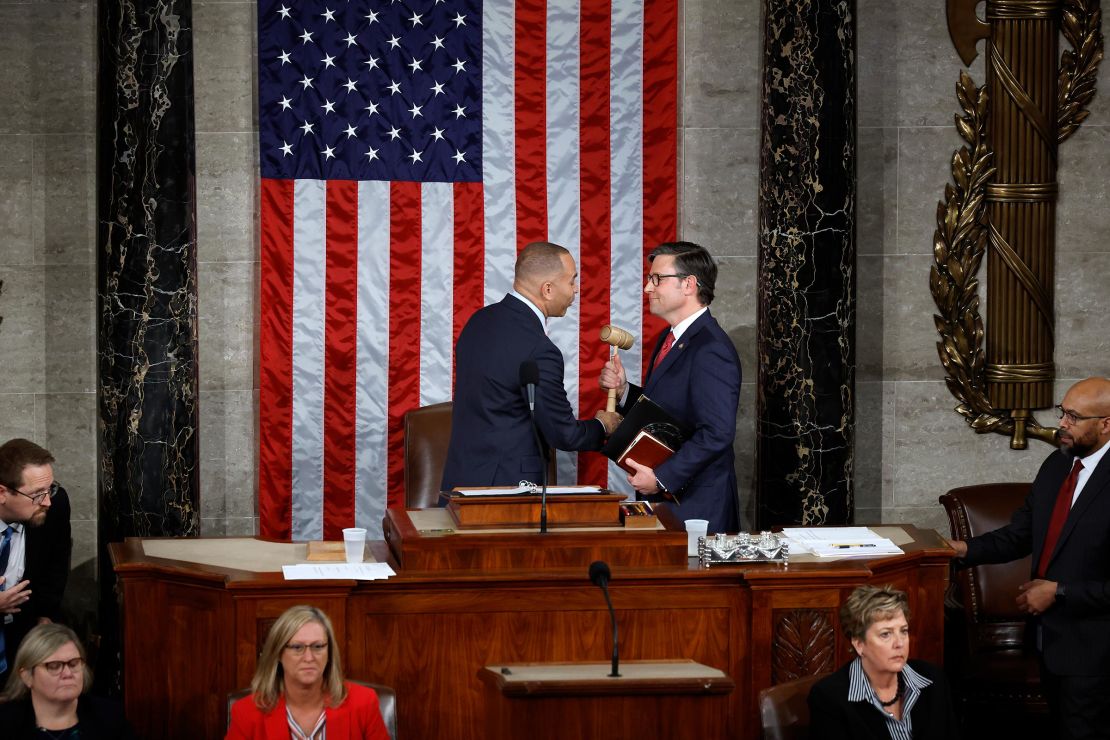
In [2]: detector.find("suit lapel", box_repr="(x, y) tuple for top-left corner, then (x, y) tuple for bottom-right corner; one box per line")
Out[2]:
(266, 696), (290, 736)
(643, 310), (712, 393)
(327, 699), (350, 738)
(1047, 452), (1110, 567)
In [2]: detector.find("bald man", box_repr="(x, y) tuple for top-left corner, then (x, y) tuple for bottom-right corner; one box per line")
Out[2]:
(948, 377), (1110, 739)
(441, 242), (621, 492)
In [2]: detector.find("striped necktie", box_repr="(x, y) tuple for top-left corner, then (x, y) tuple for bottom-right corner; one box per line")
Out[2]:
(0, 525), (13, 673)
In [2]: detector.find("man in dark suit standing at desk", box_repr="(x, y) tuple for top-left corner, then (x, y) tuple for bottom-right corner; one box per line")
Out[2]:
(600, 241), (742, 533)
(442, 242), (622, 491)
(0, 438), (71, 680)
(948, 377), (1110, 740)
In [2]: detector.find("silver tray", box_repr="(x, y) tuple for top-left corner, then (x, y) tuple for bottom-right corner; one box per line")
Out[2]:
(698, 532), (789, 567)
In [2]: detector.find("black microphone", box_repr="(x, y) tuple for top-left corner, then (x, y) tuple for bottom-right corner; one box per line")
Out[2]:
(519, 361), (549, 532)
(519, 361), (539, 412)
(589, 561), (620, 677)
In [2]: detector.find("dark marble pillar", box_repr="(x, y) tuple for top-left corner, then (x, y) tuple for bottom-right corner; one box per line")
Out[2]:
(756, 0), (856, 527)
(96, 0), (199, 687)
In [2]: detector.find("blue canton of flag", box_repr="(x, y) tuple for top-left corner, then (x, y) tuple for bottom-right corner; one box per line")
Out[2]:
(259, 0), (482, 182)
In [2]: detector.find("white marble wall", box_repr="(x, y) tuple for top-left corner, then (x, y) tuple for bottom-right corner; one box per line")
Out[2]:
(1, 0), (1108, 626)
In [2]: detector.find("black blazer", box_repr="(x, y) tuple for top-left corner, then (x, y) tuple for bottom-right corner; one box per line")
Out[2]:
(4, 486), (71, 660)
(964, 448), (1110, 675)
(441, 295), (605, 490)
(808, 660), (960, 740)
(0, 694), (135, 740)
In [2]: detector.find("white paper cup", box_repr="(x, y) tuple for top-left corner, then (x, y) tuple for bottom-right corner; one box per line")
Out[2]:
(342, 527), (367, 563)
(685, 519), (709, 557)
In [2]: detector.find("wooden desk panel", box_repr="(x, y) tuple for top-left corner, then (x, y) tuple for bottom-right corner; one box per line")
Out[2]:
(110, 524), (952, 740)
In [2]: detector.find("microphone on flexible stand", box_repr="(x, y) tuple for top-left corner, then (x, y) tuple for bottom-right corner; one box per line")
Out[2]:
(519, 361), (549, 533)
(588, 561), (620, 677)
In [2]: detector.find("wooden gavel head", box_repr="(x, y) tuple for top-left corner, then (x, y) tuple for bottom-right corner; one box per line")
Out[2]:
(599, 324), (635, 350)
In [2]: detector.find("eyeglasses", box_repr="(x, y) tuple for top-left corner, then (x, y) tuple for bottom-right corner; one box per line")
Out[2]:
(284, 642), (328, 656)
(1055, 405), (1108, 425)
(646, 273), (689, 287)
(38, 657), (84, 676)
(3, 481), (59, 506)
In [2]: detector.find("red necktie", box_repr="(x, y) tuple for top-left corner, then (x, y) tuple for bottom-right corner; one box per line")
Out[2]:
(652, 332), (675, 371)
(1037, 459), (1083, 577)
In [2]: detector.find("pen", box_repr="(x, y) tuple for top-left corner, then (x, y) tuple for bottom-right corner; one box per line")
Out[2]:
(832, 543), (876, 549)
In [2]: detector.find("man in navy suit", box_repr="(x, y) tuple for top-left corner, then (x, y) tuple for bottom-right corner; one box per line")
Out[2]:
(948, 377), (1110, 740)
(441, 242), (622, 491)
(600, 241), (742, 533)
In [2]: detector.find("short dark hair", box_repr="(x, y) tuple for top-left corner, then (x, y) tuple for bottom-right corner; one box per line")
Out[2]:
(515, 241), (571, 284)
(839, 584), (910, 642)
(0, 439), (55, 490)
(648, 241), (716, 305)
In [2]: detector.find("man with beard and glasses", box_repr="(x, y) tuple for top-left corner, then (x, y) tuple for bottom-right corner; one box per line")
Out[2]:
(947, 377), (1110, 739)
(0, 439), (71, 683)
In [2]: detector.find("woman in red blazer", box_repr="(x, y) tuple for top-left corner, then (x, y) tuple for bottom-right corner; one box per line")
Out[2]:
(226, 605), (389, 740)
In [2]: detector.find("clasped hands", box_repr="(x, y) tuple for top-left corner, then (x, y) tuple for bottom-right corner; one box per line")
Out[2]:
(945, 538), (1058, 616)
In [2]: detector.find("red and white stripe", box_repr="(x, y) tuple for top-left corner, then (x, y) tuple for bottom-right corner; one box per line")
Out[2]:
(258, 0), (677, 541)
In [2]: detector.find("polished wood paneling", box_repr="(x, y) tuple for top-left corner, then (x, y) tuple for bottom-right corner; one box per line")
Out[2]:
(110, 525), (951, 740)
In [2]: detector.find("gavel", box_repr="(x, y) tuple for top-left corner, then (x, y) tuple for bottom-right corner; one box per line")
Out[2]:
(599, 324), (636, 412)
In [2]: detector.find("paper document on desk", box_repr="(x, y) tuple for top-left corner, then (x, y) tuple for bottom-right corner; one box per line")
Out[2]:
(781, 527), (904, 558)
(282, 563), (396, 580)
(452, 485), (605, 497)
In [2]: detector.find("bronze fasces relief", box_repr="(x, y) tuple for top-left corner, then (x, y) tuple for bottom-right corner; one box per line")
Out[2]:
(932, 0), (1103, 448)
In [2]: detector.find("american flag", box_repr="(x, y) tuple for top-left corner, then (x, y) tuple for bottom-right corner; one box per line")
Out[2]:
(257, 0), (677, 541)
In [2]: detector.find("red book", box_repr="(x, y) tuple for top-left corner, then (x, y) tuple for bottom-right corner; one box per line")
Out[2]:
(616, 430), (675, 475)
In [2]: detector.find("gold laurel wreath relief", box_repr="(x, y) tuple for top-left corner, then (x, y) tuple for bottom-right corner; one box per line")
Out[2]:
(932, 0), (1103, 447)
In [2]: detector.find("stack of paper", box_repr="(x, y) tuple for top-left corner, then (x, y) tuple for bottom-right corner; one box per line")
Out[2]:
(453, 485), (604, 497)
(781, 527), (904, 558)
(282, 563), (396, 580)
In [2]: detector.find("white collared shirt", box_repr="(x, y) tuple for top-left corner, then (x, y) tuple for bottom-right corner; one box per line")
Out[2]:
(509, 290), (547, 334)
(1072, 437), (1110, 505)
(669, 306), (707, 343)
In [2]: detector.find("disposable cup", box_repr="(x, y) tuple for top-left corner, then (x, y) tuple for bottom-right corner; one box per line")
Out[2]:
(342, 527), (367, 563)
(685, 519), (709, 557)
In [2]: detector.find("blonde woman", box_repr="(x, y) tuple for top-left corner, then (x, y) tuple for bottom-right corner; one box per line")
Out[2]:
(808, 585), (960, 740)
(227, 605), (389, 740)
(0, 623), (132, 739)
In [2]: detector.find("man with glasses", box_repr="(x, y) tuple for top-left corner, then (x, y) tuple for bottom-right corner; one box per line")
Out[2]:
(599, 241), (742, 533)
(947, 377), (1110, 739)
(0, 438), (72, 680)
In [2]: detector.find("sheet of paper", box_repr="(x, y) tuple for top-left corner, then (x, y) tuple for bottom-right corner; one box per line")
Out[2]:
(281, 563), (396, 580)
(453, 485), (605, 497)
(781, 527), (903, 557)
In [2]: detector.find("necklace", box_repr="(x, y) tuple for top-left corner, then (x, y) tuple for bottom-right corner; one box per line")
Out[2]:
(877, 673), (904, 708)
(36, 725), (78, 739)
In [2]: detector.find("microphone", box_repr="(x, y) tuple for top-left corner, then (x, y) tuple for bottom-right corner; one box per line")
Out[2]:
(519, 361), (549, 532)
(519, 361), (539, 412)
(588, 561), (620, 677)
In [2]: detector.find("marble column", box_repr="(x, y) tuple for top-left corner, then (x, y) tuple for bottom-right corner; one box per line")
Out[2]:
(97, 0), (199, 580)
(756, 0), (856, 526)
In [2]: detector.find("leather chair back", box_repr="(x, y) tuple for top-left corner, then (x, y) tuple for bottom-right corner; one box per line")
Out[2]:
(403, 401), (454, 509)
(940, 482), (1031, 650)
(403, 401), (558, 509)
(228, 681), (397, 739)
(758, 672), (825, 740)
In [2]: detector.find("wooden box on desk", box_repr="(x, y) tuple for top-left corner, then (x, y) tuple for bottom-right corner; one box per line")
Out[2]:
(444, 490), (626, 528)
(383, 508), (688, 571)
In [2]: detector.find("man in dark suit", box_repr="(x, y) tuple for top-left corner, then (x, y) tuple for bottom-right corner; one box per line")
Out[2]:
(441, 242), (622, 491)
(0, 438), (72, 680)
(600, 241), (742, 533)
(948, 377), (1110, 740)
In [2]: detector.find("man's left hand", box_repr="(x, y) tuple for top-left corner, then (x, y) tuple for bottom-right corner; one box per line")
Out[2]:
(1017, 579), (1058, 615)
(624, 458), (658, 494)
